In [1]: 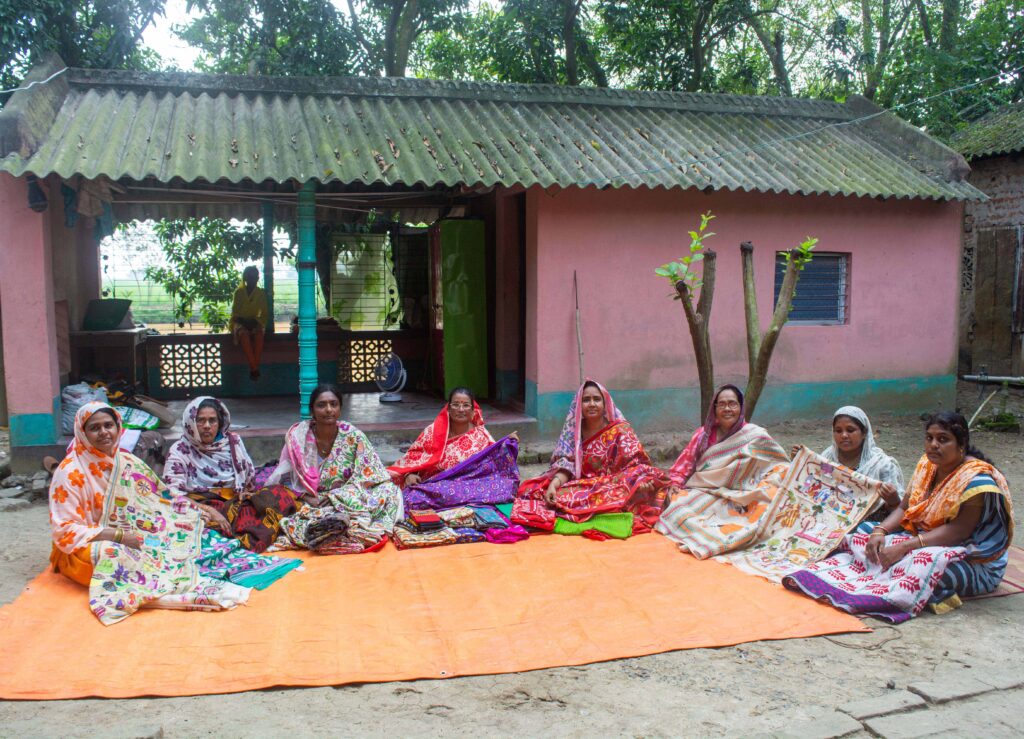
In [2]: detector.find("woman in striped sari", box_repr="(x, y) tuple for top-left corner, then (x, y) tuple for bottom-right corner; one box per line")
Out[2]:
(655, 384), (789, 558)
(784, 411), (1014, 622)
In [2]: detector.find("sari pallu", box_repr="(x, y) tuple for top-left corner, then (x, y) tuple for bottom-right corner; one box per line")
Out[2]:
(268, 420), (403, 554)
(783, 457), (1014, 623)
(656, 423), (790, 559)
(403, 435), (521, 510)
(513, 420), (669, 534)
(388, 403), (494, 486)
(164, 396), (299, 553)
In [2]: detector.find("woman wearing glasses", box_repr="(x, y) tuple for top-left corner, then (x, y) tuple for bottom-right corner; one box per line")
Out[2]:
(656, 384), (789, 558)
(388, 387), (520, 511)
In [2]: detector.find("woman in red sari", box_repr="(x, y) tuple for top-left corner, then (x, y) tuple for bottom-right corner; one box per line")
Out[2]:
(388, 387), (495, 488)
(512, 379), (669, 535)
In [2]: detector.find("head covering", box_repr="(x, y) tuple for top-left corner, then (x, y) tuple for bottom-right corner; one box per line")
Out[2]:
(49, 401), (125, 553)
(388, 400), (485, 481)
(164, 396), (255, 492)
(820, 406), (904, 492)
(670, 384), (746, 482)
(550, 379), (625, 478)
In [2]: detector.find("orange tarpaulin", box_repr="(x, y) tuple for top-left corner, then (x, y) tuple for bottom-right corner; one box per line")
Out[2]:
(0, 534), (866, 700)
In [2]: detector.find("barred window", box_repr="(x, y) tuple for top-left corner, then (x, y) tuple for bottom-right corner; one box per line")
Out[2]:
(774, 252), (849, 324)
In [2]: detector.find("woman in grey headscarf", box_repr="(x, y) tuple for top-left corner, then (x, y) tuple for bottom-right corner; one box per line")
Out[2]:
(820, 406), (904, 519)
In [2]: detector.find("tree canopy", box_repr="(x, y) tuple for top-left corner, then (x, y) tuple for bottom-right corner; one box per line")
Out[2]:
(2, 0), (1021, 140)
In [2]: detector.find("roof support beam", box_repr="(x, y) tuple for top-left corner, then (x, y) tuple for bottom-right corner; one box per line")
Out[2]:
(262, 201), (275, 335)
(297, 181), (318, 418)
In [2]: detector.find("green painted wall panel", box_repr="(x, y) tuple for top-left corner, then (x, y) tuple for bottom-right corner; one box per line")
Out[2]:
(440, 220), (488, 397)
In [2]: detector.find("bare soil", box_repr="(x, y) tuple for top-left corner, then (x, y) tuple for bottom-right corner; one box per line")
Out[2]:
(1, 407), (1021, 738)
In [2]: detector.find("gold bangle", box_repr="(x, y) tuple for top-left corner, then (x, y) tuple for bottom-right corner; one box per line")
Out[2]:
(870, 526), (888, 537)
(917, 534), (926, 549)
(114, 529), (123, 544)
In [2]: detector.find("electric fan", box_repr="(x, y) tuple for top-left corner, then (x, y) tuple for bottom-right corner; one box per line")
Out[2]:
(374, 352), (407, 403)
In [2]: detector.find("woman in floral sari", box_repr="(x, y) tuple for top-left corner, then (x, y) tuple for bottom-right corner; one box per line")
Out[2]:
(656, 384), (789, 558)
(165, 396), (299, 552)
(49, 402), (298, 625)
(267, 384), (403, 554)
(512, 379), (669, 536)
(784, 411), (1014, 622)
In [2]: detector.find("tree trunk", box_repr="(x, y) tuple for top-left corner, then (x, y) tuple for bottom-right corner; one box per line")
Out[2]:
(746, 16), (793, 96)
(740, 242), (761, 377)
(939, 0), (960, 52)
(676, 249), (717, 418)
(745, 248), (801, 418)
(563, 0), (581, 85)
(390, 0), (420, 77)
(577, 30), (609, 87)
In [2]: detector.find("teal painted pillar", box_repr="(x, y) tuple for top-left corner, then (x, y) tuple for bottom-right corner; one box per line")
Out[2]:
(297, 181), (318, 419)
(262, 200), (275, 335)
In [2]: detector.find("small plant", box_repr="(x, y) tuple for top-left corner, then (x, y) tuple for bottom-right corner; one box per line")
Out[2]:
(655, 211), (715, 294)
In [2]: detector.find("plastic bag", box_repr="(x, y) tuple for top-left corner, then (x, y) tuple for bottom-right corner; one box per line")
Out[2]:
(61, 383), (108, 434)
(117, 406), (160, 430)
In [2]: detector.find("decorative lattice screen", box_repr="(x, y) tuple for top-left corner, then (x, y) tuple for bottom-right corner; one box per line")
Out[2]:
(338, 338), (393, 384)
(159, 342), (223, 389)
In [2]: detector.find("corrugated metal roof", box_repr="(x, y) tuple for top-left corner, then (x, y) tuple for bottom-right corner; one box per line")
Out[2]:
(0, 64), (982, 201)
(952, 102), (1024, 160)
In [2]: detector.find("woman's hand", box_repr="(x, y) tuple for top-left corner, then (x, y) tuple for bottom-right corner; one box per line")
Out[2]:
(789, 444), (802, 459)
(864, 532), (886, 565)
(877, 482), (901, 509)
(509, 431), (520, 442)
(197, 504), (230, 532)
(120, 531), (142, 550)
(877, 540), (913, 569)
(404, 473), (422, 488)
(636, 479), (656, 496)
(544, 473), (567, 505)
(238, 487), (258, 502)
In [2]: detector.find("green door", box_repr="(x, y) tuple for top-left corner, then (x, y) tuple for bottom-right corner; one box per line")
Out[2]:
(437, 219), (488, 397)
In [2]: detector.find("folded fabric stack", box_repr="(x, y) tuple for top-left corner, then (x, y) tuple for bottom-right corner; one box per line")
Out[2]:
(305, 512), (357, 554)
(393, 504), (529, 550)
(553, 512), (635, 540)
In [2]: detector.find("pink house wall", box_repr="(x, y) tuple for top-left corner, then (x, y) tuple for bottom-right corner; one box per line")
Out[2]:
(524, 185), (963, 429)
(0, 173), (62, 446)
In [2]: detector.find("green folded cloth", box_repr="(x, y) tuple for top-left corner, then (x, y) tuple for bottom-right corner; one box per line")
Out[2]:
(553, 512), (634, 539)
(496, 503), (514, 518)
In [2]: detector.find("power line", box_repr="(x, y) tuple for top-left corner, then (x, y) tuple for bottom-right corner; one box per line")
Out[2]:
(0, 67), (68, 96)
(593, 64), (1024, 187)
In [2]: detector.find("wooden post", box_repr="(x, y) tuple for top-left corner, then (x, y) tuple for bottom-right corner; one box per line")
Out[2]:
(297, 182), (318, 419)
(262, 200), (275, 334)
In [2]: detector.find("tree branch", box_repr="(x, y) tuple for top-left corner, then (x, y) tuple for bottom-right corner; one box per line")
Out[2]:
(745, 248), (801, 418)
(740, 242), (761, 378)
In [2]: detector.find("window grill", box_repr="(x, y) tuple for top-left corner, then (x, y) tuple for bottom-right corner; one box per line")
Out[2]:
(338, 338), (394, 384)
(774, 252), (849, 324)
(159, 342), (223, 389)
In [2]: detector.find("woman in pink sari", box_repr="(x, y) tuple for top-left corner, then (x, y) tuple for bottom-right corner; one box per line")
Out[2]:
(512, 379), (669, 536)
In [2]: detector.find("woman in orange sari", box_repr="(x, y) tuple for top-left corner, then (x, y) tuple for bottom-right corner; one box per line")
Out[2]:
(512, 379), (669, 536)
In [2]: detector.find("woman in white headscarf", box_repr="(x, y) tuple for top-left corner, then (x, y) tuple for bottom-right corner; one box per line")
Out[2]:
(819, 406), (904, 519)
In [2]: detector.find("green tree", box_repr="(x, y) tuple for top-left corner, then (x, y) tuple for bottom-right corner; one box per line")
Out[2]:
(145, 219), (266, 332)
(0, 0), (165, 90)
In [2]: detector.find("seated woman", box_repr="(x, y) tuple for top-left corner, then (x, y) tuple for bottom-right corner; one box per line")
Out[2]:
(656, 384), (789, 558)
(266, 384), (403, 554)
(512, 379), (669, 536)
(388, 387), (520, 511)
(819, 405), (904, 521)
(49, 402), (298, 625)
(784, 411), (1014, 622)
(164, 396), (300, 553)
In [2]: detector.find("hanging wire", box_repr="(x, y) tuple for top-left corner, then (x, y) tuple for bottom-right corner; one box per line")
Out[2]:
(591, 64), (1024, 188)
(0, 67), (68, 96)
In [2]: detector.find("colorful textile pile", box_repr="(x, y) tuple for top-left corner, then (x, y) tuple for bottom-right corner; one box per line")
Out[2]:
(402, 436), (521, 510)
(393, 502), (528, 549)
(715, 447), (881, 581)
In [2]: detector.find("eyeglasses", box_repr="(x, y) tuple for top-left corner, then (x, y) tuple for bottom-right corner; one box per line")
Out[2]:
(449, 403), (473, 411)
(715, 401), (741, 409)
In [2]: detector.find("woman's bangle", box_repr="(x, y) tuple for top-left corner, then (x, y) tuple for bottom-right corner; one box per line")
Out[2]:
(870, 525), (888, 537)
(113, 528), (123, 544)
(917, 533), (926, 549)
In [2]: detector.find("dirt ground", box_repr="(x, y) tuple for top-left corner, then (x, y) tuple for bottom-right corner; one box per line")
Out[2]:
(0, 401), (1022, 738)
